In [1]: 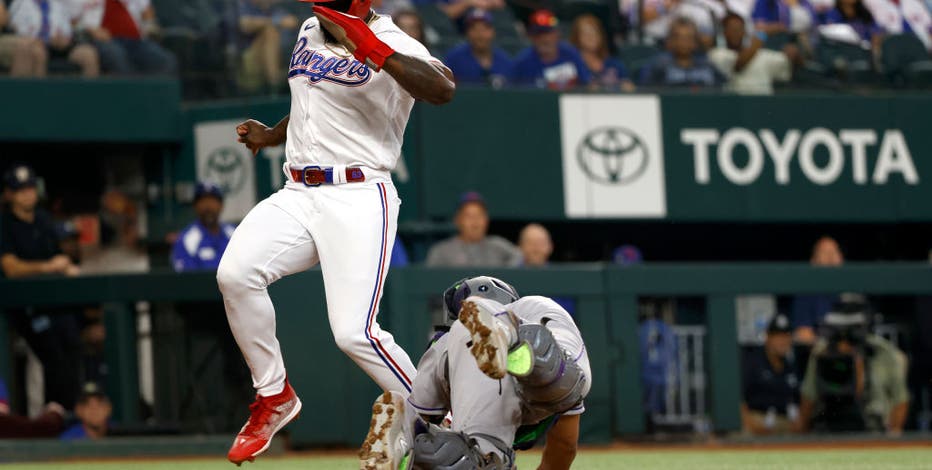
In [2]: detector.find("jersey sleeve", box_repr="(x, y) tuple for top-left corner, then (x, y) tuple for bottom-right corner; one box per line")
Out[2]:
(378, 29), (441, 65)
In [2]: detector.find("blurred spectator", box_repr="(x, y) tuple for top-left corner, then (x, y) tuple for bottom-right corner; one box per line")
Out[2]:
(709, 12), (798, 94)
(70, 0), (176, 76)
(741, 313), (800, 435)
(444, 9), (512, 87)
(752, 0), (816, 36)
(863, 0), (931, 49)
(620, 0), (725, 47)
(639, 17), (724, 87)
(570, 14), (635, 91)
(821, 0), (882, 44)
(171, 182), (235, 272)
(79, 189), (149, 273)
(60, 383), (112, 440)
(0, 379), (65, 439)
(797, 304), (909, 434)
(519, 223), (577, 315)
(512, 10), (591, 90)
(436, 0), (506, 21)
(393, 9), (427, 44)
(518, 223), (553, 267)
(0, 1), (47, 76)
(612, 244), (643, 265)
(791, 236), (844, 344)
(9, 0), (99, 77)
(374, 0), (414, 16)
(236, 0), (298, 93)
(426, 191), (522, 267)
(1, 164), (83, 410)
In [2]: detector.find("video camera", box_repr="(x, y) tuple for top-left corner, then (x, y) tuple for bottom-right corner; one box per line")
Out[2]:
(812, 301), (873, 431)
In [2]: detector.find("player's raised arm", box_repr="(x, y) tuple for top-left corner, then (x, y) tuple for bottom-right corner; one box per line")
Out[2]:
(313, 6), (455, 105)
(537, 414), (580, 470)
(236, 115), (290, 156)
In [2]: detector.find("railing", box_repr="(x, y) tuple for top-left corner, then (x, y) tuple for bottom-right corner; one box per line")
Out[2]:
(1, 263), (931, 446)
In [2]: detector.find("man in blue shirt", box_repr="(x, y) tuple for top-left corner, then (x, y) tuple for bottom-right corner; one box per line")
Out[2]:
(511, 9), (591, 90)
(639, 17), (724, 88)
(171, 182), (236, 272)
(444, 9), (513, 87)
(60, 383), (111, 441)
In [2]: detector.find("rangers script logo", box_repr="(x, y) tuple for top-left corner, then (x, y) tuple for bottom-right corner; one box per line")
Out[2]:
(288, 37), (372, 87)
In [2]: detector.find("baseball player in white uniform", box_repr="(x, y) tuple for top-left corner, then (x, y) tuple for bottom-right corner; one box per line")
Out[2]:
(360, 276), (591, 470)
(218, 0), (454, 464)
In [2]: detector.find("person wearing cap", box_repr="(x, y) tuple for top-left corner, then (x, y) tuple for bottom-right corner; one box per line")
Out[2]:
(444, 9), (513, 87)
(171, 182), (236, 272)
(511, 9), (591, 90)
(60, 382), (112, 440)
(426, 191), (522, 267)
(1, 164), (83, 410)
(740, 313), (801, 435)
(438, 0), (506, 21)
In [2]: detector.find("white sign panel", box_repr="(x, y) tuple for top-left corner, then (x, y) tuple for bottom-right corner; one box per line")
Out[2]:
(195, 119), (257, 222)
(560, 95), (667, 218)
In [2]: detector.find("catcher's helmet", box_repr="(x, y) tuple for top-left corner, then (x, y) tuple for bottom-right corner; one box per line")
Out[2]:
(301, 0), (371, 18)
(442, 276), (519, 321)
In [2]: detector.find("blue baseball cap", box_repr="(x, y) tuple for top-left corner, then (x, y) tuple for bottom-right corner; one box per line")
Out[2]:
(464, 9), (493, 28)
(194, 182), (224, 202)
(457, 191), (486, 211)
(528, 9), (559, 35)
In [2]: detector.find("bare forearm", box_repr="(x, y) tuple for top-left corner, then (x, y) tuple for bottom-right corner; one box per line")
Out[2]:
(268, 115), (290, 145)
(734, 39), (763, 72)
(1, 257), (51, 278)
(239, 16), (273, 34)
(889, 402), (908, 431)
(797, 398), (814, 432)
(383, 53), (455, 105)
(538, 444), (576, 470)
(439, 1), (474, 19)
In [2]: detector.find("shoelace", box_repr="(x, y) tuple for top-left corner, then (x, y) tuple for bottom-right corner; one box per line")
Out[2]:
(242, 396), (282, 437)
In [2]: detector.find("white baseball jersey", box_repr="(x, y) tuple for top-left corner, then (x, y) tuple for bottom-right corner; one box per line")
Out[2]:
(9, 0), (75, 40)
(286, 15), (438, 172)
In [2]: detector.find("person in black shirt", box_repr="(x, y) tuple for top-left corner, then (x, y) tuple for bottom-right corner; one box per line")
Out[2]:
(741, 313), (800, 434)
(1, 164), (82, 410)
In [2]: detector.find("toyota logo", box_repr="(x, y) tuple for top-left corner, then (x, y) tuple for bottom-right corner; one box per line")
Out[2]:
(577, 127), (649, 185)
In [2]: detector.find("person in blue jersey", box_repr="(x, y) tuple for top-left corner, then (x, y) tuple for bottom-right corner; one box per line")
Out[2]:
(444, 9), (513, 87)
(569, 14), (635, 91)
(60, 383), (111, 441)
(171, 182), (236, 272)
(511, 9), (591, 90)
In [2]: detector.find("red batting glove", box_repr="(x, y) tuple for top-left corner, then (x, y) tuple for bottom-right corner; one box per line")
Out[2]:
(313, 6), (395, 71)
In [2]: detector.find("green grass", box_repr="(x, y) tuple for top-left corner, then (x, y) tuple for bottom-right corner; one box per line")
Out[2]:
(2, 448), (931, 469)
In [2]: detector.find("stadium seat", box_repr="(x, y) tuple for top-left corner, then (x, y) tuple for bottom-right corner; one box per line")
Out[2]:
(617, 43), (660, 78)
(880, 34), (932, 88)
(815, 38), (878, 85)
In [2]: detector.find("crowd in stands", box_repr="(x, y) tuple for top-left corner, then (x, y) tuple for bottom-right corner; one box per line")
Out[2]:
(1, 0), (929, 92)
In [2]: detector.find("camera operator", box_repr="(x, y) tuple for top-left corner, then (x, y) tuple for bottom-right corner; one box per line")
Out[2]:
(797, 303), (909, 435)
(741, 313), (800, 435)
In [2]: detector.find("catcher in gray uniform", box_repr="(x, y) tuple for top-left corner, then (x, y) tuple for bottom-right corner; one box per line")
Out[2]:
(359, 276), (591, 470)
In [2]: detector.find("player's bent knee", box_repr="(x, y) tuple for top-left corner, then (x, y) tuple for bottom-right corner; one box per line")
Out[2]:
(514, 324), (588, 415)
(333, 331), (367, 355)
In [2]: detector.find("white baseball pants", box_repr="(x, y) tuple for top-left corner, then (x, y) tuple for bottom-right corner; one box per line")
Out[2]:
(217, 177), (416, 397)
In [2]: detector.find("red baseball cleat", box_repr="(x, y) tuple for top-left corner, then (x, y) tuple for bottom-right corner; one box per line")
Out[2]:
(227, 381), (302, 466)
